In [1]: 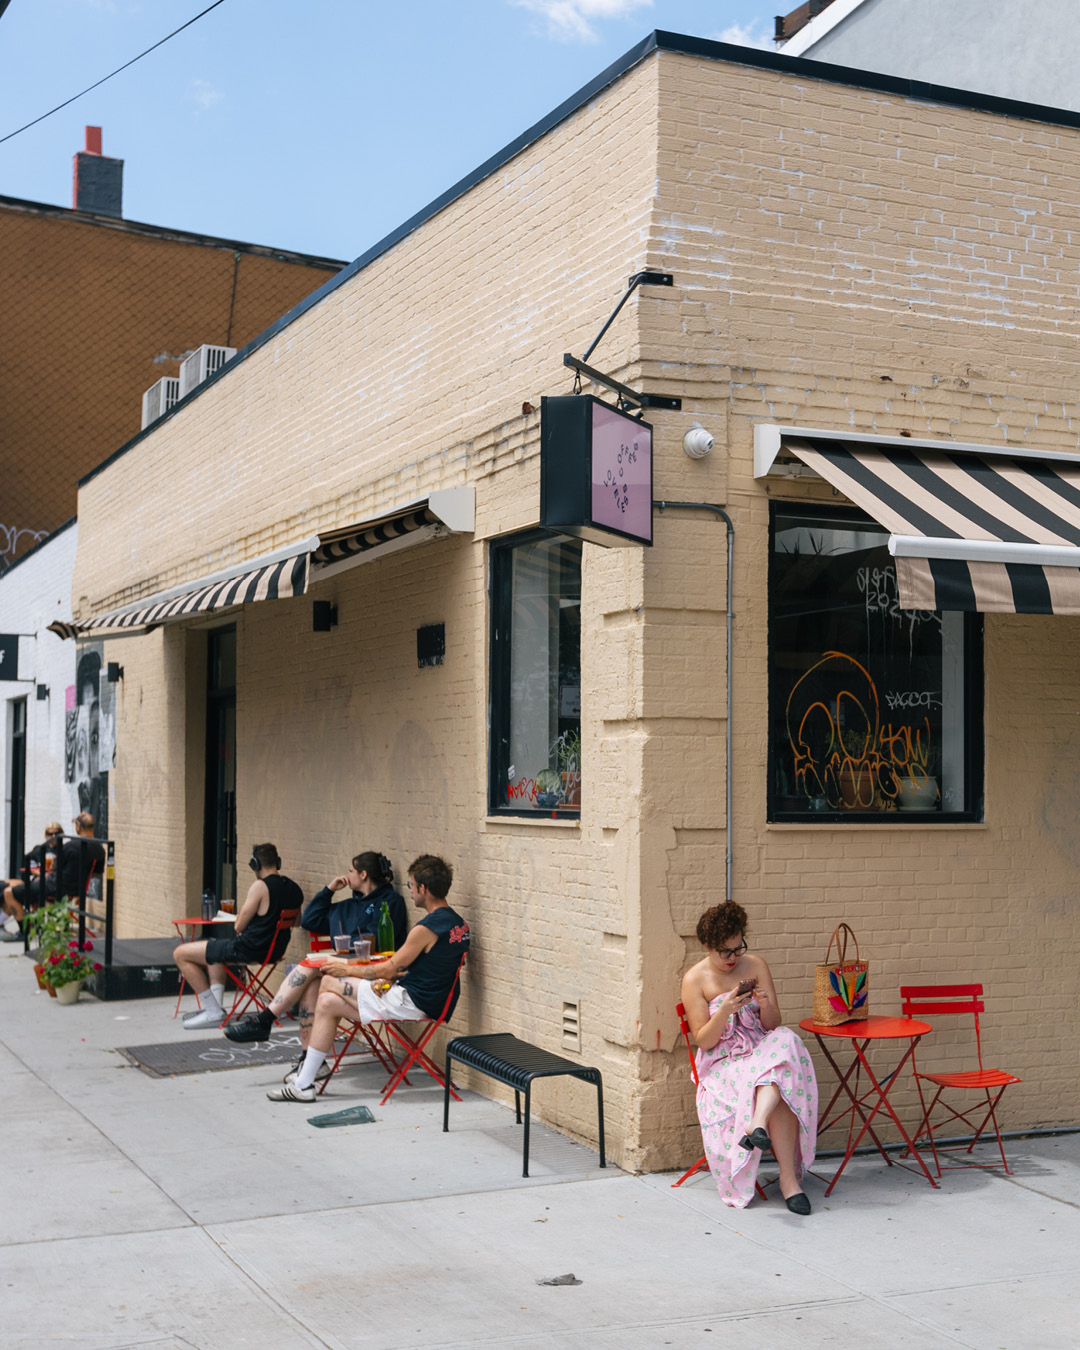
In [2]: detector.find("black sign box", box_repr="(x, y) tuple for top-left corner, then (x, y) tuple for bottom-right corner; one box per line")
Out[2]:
(540, 395), (653, 547)
(0, 634), (18, 681)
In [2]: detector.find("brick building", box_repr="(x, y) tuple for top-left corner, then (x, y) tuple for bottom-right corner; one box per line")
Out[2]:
(0, 128), (345, 566)
(59, 34), (1080, 1170)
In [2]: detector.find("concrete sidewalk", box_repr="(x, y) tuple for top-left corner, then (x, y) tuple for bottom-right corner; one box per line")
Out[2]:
(2, 946), (1075, 1350)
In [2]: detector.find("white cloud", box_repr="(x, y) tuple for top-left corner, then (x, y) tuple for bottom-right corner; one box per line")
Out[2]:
(189, 78), (224, 111)
(712, 22), (774, 51)
(513, 0), (653, 44)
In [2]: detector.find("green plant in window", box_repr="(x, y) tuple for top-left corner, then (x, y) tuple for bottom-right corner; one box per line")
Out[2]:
(555, 728), (581, 774)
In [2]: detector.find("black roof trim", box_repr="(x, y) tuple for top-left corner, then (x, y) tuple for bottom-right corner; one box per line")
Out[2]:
(0, 516), (76, 580)
(78, 29), (1080, 491)
(0, 192), (347, 270)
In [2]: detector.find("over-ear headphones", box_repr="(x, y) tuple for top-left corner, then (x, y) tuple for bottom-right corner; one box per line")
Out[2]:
(249, 844), (282, 873)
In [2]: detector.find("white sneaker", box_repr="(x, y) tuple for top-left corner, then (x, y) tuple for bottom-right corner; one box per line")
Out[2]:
(283, 1057), (332, 1085)
(2, 915), (19, 935)
(266, 1082), (317, 1102)
(183, 1007), (226, 1030)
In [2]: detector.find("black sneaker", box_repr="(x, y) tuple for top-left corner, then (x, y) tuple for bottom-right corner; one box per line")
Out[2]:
(223, 1008), (275, 1042)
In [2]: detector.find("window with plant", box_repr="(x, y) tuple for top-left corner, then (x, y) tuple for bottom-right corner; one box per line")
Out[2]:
(768, 503), (983, 821)
(490, 531), (582, 814)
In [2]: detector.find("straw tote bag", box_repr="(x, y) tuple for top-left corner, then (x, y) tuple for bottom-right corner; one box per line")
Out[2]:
(812, 923), (869, 1026)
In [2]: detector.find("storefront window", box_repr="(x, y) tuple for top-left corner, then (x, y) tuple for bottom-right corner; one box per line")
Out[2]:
(490, 531), (582, 815)
(769, 504), (983, 821)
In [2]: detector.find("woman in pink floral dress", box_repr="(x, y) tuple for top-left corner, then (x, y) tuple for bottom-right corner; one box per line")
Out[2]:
(682, 900), (818, 1213)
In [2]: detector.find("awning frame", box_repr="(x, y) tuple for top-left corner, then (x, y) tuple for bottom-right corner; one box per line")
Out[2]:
(754, 423), (1080, 481)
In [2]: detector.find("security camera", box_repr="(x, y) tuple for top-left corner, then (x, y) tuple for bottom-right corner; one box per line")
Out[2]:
(683, 423), (714, 459)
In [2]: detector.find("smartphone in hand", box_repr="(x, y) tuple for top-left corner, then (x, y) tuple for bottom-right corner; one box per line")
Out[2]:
(735, 977), (758, 997)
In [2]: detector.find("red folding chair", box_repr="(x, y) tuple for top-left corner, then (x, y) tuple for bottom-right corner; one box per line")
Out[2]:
(319, 953), (467, 1104)
(222, 908), (301, 1027)
(673, 1001), (766, 1199)
(900, 984), (1021, 1176)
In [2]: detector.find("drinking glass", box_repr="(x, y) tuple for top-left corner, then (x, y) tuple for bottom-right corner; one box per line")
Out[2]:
(333, 934), (352, 955)
(353, 938), (372, 960)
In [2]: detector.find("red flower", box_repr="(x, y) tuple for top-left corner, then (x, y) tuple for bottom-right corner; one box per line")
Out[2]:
(93, 963), (103, 971)
(68, 940), (79, 948)
(48, 954), (60, 965)
(82, 941), (94, 951)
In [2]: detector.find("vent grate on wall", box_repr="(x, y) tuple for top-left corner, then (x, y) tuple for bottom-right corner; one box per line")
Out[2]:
(140, 377), (180, 429)
(178, 343), (237, 399)
(561, 998), (581, 1053)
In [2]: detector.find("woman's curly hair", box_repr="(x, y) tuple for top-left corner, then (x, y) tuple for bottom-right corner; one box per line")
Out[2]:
(696, 900), (749, 951)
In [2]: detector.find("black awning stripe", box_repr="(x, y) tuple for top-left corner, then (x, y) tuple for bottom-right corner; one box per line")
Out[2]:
(1026, 461), (1080, 517)
(1004, 562), (1055, 614)
(927, 557), (977, 611)
(805, 442), (961, 538)
(951, 456), (1080, 544)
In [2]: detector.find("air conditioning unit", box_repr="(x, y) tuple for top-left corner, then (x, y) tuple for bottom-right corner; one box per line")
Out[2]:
(178, 343), (236, 398)
(140, 377), (180, 429)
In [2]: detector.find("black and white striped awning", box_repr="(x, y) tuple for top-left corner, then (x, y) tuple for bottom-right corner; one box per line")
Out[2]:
(49, 545), (313, 640)
(312, 506), (437, 568)
(757, 428), (1080, 614)
(49, 486), (476, 639)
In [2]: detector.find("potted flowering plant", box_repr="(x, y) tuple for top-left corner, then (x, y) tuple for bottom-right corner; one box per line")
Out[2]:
(25, 901), (75, 994)
(45, 940), (102, 1004)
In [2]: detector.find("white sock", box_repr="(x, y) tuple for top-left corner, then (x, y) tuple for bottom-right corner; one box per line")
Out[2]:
(210, 982), (226, 1007)
(295, 1048), (327, 1091)
(201, 988), (223, 1014)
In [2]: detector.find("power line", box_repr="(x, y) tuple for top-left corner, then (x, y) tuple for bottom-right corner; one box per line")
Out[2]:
(0, 0), (227, 147)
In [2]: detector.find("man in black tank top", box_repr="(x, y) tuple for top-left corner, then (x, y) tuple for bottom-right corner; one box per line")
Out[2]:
(175, 842), (303, 1030)
(268, 854), (469, 1102)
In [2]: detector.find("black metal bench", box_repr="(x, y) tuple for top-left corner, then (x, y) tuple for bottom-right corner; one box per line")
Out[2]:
(443, 1032), (605, 1177)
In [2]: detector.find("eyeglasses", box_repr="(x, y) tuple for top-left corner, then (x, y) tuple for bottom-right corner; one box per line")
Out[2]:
(717, 942), (747, 959)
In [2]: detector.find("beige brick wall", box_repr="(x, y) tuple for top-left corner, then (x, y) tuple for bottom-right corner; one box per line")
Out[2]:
(76, 47), (1080, 1171)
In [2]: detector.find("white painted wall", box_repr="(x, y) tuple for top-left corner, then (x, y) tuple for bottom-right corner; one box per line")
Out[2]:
(783, 0), (1080, 115)
(0, 523), (79, 873)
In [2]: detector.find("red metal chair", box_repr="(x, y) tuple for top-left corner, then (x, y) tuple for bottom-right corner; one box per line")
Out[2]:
(900, 984), (1021, 1176)
(673, 1001), (766, 1199)
(318, 953), (467, 1105)
(222, 908), (301, 1027)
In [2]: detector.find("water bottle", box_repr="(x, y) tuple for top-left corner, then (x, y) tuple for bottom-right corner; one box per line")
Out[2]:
(202, 888), (215, 921)
(376, 899), (394, 954)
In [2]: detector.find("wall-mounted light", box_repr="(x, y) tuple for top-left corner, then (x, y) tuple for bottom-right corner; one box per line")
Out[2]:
(106, 662), (123, 683)
(683, 423), (714, 459)
(312, 601), (338, 633)
(36, 684), (49, 701)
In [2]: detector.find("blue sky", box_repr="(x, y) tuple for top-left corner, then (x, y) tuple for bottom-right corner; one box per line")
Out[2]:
(0, 0), (780, 261)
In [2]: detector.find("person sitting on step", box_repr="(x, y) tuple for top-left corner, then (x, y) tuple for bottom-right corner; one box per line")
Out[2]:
(222, 851), (407, 1086)
(267, 853), (469, 1102)
(174, 842), (303, 1029)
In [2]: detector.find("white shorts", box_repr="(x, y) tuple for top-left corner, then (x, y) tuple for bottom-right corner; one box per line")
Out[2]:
(354, 979), (426, 1023)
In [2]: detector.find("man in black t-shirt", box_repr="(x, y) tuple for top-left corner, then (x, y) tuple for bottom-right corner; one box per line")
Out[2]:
(175, 842), (303, 1030)
(268, 854), (469, 1102)
(60, 813), (107, 899)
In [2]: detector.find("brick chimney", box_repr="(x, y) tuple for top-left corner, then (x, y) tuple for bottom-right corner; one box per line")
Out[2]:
(73, 126), (123, 217)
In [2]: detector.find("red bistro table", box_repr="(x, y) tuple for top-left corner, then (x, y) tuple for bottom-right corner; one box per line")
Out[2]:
(171, 916), (235, 1017)
(799, 1015), (937, 1195)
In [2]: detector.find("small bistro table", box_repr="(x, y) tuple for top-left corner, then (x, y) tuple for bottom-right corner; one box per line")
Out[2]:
(799, 1014), (937, 1195)
(171, 915), (236, 1017)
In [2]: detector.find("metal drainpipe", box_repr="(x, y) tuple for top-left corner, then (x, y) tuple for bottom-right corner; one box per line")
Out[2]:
(654, 500), (735, 903)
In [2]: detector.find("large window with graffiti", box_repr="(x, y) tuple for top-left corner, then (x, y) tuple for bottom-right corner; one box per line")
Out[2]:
(769, 504), (983, 821)
(489, 531), (582, 816)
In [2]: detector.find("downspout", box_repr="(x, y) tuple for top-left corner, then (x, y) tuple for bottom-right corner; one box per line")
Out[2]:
(654, 500), (735, 903)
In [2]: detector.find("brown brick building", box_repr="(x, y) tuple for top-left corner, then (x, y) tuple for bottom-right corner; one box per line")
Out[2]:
(62, 37), (1080, 1171)
(0, 134), (344, 565)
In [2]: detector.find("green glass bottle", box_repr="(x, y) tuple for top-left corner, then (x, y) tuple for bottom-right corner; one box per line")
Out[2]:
(376, 899), (394, 954)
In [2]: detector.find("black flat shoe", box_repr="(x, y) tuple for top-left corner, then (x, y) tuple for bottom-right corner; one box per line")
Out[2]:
(739, 1127), (772, 1153)
(784, 1192), (811, 1216)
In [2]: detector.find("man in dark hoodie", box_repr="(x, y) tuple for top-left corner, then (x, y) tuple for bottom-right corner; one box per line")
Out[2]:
(223, 852), (405, 1076)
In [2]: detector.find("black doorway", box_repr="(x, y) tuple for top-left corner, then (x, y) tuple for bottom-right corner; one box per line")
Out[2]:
(203, 628), (236, 903)
(7, 697), (26, 875)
